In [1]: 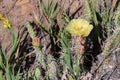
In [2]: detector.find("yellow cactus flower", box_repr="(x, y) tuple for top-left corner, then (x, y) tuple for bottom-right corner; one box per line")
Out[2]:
(66, 19), (93, 37)
(0, 14), (11, 28)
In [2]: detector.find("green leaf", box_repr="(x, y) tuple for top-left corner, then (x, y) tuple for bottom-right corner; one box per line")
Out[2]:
(52, 2), (58, 19)
(48, 0), (54, 17)
(89, 0), (98, 26)
(75, 54), (81, 78)
(63, 13), (70, 23)
(9, 35), (20, 61)
(59, 31), (74, 74)
(40, 0), (49, 17)
(0, 45), (7, 69)
(0, 71), (3, 80)
(9, 27), (15, 46)
(64, 53), (73, 73)
(5, 62), (11, 80)
(0, 54), (5, 70)
(15, 69), (20, 80)
(62, 13), (70, 26)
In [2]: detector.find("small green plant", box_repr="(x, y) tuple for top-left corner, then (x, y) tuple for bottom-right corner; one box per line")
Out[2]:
(0, 15), (20, 80)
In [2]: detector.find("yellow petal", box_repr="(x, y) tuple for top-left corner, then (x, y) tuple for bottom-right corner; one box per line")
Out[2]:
(3, 19), (11, 28)
(66, 18), (93, 37)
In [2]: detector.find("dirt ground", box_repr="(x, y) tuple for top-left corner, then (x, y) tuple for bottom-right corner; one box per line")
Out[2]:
(0, 0), (120, 80)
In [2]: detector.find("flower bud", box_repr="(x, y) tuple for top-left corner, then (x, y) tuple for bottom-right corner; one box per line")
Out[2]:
(32, 37), (40, 47)
(78, 44), (85, 54)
